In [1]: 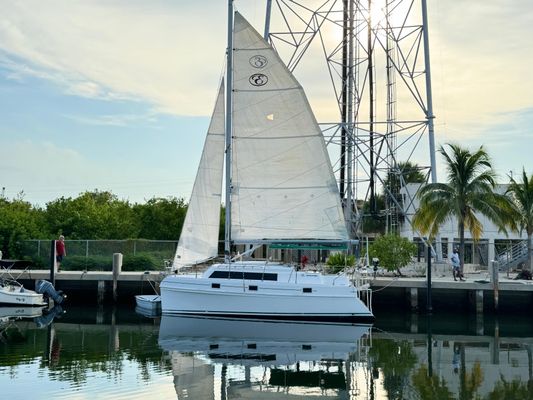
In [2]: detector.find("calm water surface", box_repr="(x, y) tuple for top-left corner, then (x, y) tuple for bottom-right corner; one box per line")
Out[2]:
(2, 306), (533, 399)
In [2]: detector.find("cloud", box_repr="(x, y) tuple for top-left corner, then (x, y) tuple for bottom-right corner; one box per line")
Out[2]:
(63, 111), (158, 127)
(0, 1), (234, 116)
(2, 0), (529, 131)
(0, 0), (531, 170)
(429, 0), (533, 139)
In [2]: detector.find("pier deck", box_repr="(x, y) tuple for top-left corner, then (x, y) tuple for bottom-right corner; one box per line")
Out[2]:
(11, 269), (165, 305)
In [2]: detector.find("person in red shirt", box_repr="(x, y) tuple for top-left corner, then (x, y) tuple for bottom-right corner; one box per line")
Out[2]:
(56, 235), (66, 272)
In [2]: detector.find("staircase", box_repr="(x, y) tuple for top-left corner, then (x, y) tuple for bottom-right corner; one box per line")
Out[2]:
(497, 241), (529, 271)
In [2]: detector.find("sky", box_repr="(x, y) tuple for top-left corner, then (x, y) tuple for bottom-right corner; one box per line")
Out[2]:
(1, 0), (532, 207)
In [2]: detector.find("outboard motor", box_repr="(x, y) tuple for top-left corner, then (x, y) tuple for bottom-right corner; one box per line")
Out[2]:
(35, 280), (67, 305)
(34, 304), (65, 329)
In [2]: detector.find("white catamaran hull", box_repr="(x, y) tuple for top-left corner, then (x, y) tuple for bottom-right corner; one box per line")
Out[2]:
(160, 263), (373, 323)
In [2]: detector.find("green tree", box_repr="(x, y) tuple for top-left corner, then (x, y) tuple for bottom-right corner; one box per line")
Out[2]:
(362, 194), (386, 234)
(412, 364), (454, 400)
(486, 377), (533, 400)
(412, 144), (511, 270)
(0, 196), (48, 258)
(133, 197), (187, 240)
(369, 339), (418, 399)
(505, 169), (533, 271)
(369, 233), (416, 275)
(363, 161), (426, 234)
(325, 252), (355, 273)
(384, 161), (427, 196)
(45, 190), (139, 239)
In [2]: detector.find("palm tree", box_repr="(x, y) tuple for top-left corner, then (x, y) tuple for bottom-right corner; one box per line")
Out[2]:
(412, 143), (512, 271)
(505, 169), (533, 271)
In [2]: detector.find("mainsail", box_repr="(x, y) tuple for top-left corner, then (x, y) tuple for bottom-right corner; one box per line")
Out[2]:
(230, 12), (348, 242)
(172, 82), (225, 269)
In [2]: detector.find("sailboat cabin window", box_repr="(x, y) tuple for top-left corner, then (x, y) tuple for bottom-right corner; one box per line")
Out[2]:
(208, 270), (278, 281)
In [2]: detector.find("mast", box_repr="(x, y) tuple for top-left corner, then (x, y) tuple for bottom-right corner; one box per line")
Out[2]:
(340, 0), (348, 199)
(368, 0), (376, 215)
(345, 0), (355, 237)
(264, 0), (272, 39)
(224, 0), (234, 262)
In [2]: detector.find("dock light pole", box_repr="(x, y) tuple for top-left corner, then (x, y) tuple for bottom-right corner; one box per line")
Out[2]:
(426, 246), (432, 312)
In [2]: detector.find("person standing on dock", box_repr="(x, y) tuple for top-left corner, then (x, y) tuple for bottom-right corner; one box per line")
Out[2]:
(450, 248), (464, 281)
(56, 235), (66, 272)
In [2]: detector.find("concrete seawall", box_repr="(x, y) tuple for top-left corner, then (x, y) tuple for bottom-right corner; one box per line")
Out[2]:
(371, 273), (533, 313)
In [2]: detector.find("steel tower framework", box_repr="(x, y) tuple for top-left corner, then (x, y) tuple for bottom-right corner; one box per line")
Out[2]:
(263, 0), (437, 238)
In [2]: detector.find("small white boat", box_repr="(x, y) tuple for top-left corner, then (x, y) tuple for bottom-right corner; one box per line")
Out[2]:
(135, 295), (161, 312)
(0, 306), (44, 319)
(0, 281), (46, 306)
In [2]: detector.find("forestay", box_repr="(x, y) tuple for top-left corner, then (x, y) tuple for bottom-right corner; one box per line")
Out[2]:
(172, 82), (225, 269)
(230, 12), (348, 242)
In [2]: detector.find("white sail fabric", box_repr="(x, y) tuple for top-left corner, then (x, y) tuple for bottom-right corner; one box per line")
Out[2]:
(230, 12), (348, 241)
(173, 82), (225, 269)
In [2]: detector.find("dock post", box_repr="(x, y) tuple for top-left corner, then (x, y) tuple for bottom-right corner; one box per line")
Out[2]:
(476, 313), (484, 336)
(426, 246), (432, 312)
(491, 260), (499, 312)
(97, 281), (105, 305)
(112, 253), (123, 303)
(409, 288), (418, 311)
(475, 290), (484, 314)
(491, 319), (500, 364)
(410, 313), (418, 333)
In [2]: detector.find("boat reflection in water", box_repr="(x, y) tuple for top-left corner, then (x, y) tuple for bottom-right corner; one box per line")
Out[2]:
(158, 316), (372, 399)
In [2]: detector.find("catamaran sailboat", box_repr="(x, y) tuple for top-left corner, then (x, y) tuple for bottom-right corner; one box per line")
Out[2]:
(160, 10), (373, 323)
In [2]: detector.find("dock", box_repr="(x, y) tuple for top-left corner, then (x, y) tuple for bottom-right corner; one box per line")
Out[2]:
(13, 269), (165, 305)
(10, 268), (533, 313)
(370, 272), (533, 313)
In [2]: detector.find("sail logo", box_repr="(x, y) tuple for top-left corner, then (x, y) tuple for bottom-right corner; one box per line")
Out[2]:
(249, 74), (268, 87)
(249, 55), (268, 68)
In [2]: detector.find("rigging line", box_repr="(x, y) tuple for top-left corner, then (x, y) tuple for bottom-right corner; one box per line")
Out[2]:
(235, 134), (321, 140)
(370, 276), (401, 293)
(234, 86), (300, 93)
(236, 185), (331, 190)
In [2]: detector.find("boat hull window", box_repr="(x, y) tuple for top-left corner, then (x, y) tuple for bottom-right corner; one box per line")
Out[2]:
(211, 283), (221, 289)
(208, 270), (278, 281)
(303, 288), (312, 293)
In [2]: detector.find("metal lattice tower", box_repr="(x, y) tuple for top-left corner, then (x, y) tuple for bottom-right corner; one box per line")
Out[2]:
(263, 0), (437, 238)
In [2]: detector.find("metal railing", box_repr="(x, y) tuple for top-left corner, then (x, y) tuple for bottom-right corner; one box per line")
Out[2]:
(20, 239), (178, 271)
(497, 240), (528, 271)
